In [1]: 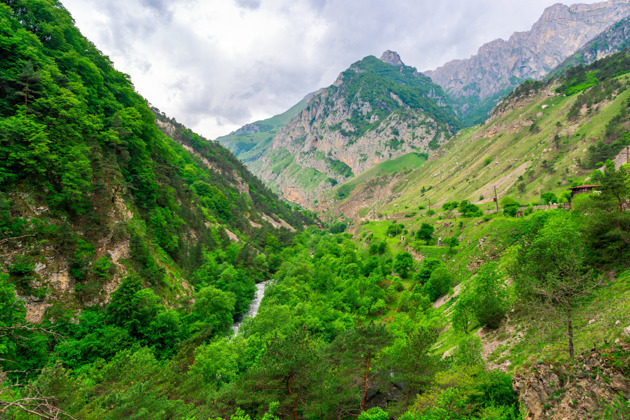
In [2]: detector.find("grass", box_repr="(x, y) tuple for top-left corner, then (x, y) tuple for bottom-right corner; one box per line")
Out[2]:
(216, 97), (309, 162)
(352, 205), (630, 373)
(341, 76), (630, 219)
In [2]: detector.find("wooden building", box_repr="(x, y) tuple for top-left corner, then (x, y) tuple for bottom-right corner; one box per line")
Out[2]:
(569, 184), (601, 201)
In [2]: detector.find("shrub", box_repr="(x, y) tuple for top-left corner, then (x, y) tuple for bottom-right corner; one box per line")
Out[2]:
(424, 266), (452, 301)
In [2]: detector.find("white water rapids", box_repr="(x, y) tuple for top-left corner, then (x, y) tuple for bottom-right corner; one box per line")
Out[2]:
(232, 280), (269, 335)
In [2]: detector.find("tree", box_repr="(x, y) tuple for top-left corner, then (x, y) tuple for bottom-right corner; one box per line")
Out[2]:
(240, 329), (318, 420)
(15, 61), (41, 115)
(540, 192), (558, 205)
(577, 162), (630, 262)
(416, 223), (434, 244)
(445, 236), (459, 253)
(593, 160), (630, 218)
(500, 196), (520, 217)
(189, 285), (236, 336)
(329, 323), (392, 413)
(388, 327), (440, 407)
(424, 266), (452, 301)
(414, 257), (442, 285)
(469, 263), (509, 329)
(452, 293), (476, 334)
(511, 212), (598, 358)
(393, 252), (414, 279)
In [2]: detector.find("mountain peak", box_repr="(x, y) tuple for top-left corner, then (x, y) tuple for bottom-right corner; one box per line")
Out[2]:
(379, 50), (404, 66)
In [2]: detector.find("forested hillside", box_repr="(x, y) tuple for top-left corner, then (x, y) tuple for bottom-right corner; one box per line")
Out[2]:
(224, 52), (460, 209)
(0, 1), (318, 417)
(1, 1), (630, 419)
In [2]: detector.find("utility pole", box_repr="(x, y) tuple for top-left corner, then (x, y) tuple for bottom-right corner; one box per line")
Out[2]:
(493, 186), (499, 213)
(626, 146), (629, 165)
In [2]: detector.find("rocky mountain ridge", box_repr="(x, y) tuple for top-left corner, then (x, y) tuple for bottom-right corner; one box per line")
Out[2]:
(426, 0), (630, 126)
(240, 52), (459, 209)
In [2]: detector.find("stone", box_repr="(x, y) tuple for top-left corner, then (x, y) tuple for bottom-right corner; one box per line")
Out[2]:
(379, 50), (404, 66)
(425, 2), (630, 121)
(623, 326), (630, 337)
(588, 319), (596, 325)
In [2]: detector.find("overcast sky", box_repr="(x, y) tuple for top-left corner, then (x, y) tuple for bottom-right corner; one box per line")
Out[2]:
(62, 0), (602, 139)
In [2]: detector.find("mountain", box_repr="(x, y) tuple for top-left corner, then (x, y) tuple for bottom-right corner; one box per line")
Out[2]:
(231, 51), (460, 209)
(329, 49), (630, 221)
(426, 0), (630, 126)
(216, 91), (319, 163)
(552, 15), (630, 76)
(0, 0), (313, 328)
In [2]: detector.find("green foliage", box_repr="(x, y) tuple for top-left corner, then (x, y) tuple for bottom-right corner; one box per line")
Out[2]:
(414, 257), (442, 285)
(358, 407), (389, 420)
(540, 192), (558, 205)
(388, 223), (405, 237)
(394, 251), (414, 279)
(328, 159), (353, 178)
(416, 222), (434, 243)
(500, 197), (521, 217)
(578, 162), (630, 263)
(446, 236), (460, 252)
(557, 49), (630, 96)
(459, 200), (483, 218)
(329, 221), (347, 234)
(424, 266), (452, 301)
(442, 201), (459, 211)
(511, 212), (598, 358)
(468, 263), (509, 329)
(408, 365), (519, 419)
(8, 254), (35, 276)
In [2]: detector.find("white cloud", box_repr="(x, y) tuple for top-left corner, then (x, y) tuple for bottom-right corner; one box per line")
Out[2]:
(62, 0), (604, 139)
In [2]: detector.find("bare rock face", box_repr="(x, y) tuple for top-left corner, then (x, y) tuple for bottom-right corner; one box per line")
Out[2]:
(250, 53), (458, 208)
(426, 0), (630, 125)
(379, 50), (404, 66)
(513, 344), (630, 419)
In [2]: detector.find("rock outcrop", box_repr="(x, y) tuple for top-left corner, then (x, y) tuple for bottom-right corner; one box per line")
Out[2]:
(426, 0), (630, 125)
(513, 343), (630, 419)
(249, 52), (459, 208)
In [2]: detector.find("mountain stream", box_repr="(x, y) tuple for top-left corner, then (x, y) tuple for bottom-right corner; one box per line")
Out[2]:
(232, 280), (269, 335)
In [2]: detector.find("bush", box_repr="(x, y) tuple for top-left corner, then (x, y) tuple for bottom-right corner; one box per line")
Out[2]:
(416, 223), (434, 243)
(424, 266), (452, 301)
(540, 192), (558, 205)
(469, 263), (509, 329)
(329, 221), (347, 234)
(442, 201), (459, 211)
(8, 255), (35, 276)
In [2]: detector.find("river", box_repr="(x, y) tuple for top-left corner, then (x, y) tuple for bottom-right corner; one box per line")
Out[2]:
(232, 280), (269, 335)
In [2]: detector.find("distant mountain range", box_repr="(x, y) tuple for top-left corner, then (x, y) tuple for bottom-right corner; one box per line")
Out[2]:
(219, 51), (459, 208)
(426, 0), (630, 126)
(218, 0), (630, 208)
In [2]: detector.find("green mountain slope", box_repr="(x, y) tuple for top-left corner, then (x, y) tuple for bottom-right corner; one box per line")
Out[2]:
(248, 51), (460, 208)
(330, 50), (630, 221)
(216, 93), (313, 163)
(0, 0), (313, 332)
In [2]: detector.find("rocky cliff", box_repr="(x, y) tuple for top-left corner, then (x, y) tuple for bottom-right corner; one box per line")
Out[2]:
(248, 51), (460, 208)
(513, 342), (630, 419)
(553, 15), (630, 76)
(426, 0), (630, 126)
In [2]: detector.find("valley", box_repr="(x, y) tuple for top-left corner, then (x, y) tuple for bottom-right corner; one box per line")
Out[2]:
(1, 0), (630, 419)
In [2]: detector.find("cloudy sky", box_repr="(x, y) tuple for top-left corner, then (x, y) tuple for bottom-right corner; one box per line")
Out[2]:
(62, 0), (602, 139)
